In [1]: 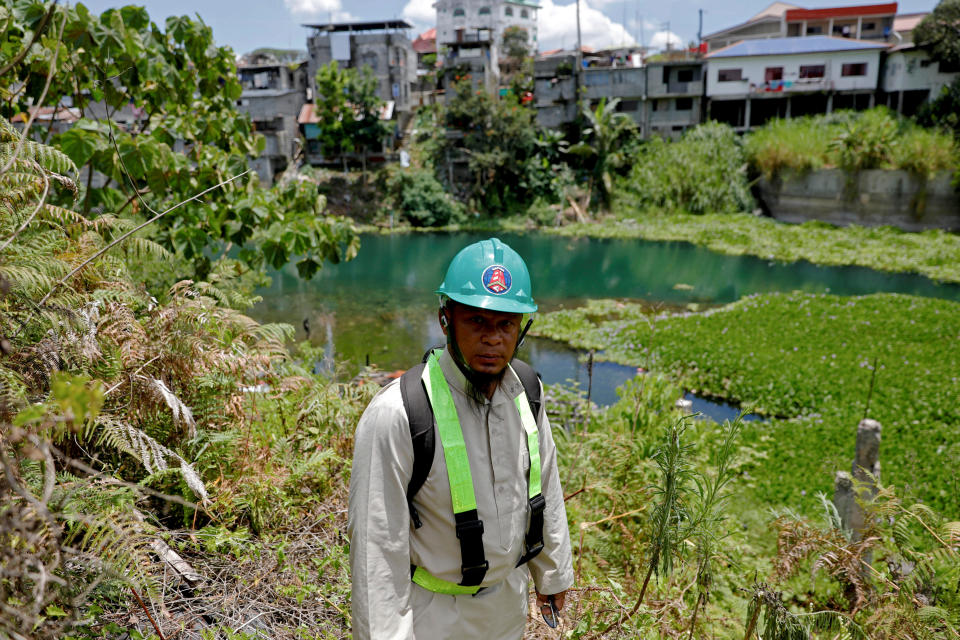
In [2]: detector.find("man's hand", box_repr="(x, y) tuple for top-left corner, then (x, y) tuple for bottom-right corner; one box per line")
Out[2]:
(536, 589), (566, 611)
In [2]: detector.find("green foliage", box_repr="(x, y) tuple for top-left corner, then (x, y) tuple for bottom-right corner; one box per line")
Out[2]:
(562, 211), (960, 283)
(1, 2), (358, 285)
(313, 60), (390, 160)
(829, 107), (900, 171)
(429, 79), (559, 215)
(567, 98), (637, 210)
(534, 292), (960, 515)
(912, 0), (960, 68)
(916, 76), (960, 138)
(386, 166), (465, 227)
(744, 108), (958, 179)
(620, 121), (754, 214)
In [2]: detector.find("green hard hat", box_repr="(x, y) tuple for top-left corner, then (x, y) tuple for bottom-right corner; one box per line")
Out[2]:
(435, 237), (537, 314)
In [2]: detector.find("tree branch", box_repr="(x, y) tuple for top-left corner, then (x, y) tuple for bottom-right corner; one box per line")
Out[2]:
(38, 170), (250, 307)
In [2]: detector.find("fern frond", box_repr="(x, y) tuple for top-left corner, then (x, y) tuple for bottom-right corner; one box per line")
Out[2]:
(120, 236), (173, 261)
(40, 203), (91, 230)
(88, 415), (209, 504)
(138, 376), (196, 438)
(0, 138), (78, 176)
(0, 264), (58, 297)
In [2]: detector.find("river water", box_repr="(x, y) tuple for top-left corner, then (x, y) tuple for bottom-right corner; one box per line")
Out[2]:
(250, 232), (960, 413)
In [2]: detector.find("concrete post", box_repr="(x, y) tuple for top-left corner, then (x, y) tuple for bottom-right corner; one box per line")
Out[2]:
(744, 96), (752, 130)
(826, 93), (833, 114)
(834, 419), (881, 540)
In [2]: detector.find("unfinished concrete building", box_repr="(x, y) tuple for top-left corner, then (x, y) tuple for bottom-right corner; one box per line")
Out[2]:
(236, 56), (310, 185)
(304, 20), (417, 124)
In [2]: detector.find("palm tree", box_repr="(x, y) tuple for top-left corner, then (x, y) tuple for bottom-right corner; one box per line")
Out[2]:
(568, 97), (636, 211)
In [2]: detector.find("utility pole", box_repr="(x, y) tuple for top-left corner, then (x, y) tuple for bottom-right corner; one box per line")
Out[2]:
(575, 0), (583, 115)
(698, 9), (703, 48)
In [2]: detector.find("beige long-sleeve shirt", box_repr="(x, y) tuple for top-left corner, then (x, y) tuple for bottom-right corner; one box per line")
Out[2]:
(348, 347), (574, 640)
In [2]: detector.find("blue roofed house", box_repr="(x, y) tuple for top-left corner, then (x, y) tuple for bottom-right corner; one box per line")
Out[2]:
(705, 35), (888, 130)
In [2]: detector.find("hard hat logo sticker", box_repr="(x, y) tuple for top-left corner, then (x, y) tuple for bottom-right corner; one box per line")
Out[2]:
(481, 265), (512, 295)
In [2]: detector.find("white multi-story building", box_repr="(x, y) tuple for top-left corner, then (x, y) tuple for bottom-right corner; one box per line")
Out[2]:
(881, 43), (960, 115)
(436, 0), (539, 52)
(705, 36), (887, 130)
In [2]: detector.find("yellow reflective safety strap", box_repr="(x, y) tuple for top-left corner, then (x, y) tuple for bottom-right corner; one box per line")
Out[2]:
(513, 390), (542, 499)
(411, 566), (482, 595)
(422, 352), (477, 514)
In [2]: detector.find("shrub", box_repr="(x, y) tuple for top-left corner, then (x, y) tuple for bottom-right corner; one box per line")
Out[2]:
(744, 116), (832, 179)
(745, 108), (958, 178)
(621, 121), (754, 215)
(388, 167), (465, 227)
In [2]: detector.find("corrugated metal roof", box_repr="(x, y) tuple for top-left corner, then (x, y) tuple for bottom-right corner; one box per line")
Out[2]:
(706, 35), (888, 58)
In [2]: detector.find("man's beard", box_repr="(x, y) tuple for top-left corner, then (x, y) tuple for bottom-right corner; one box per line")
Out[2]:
(461, 363), (507, 405)
(448, 340), (509, 404)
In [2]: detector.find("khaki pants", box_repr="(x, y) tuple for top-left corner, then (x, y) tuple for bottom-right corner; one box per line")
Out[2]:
(409, 566), (529, 639)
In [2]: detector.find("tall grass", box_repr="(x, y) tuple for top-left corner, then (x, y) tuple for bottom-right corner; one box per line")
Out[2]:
(744, 116), (833, 179)
(745, 108), (959, 179)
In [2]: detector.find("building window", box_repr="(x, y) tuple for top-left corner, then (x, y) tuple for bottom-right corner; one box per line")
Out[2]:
(617, 100), (639, 112)
(764, 66), (783, 82)
(505, 6), (513, 15)
(841, 62), (867, 76)
(453, 8), (465, 16)
(799, 64), (825, 78)
(651, 99), (659, 111)
(479, 6), (490, 15)
(717, 68), (742, 82)
(521, 9), (529, 18)
(941, 59), (960, 73)
(863, 22), (876, 30)
(675, 97), (693, 110)
(677, 68), (694, 83)
(806, 25), (822, 34)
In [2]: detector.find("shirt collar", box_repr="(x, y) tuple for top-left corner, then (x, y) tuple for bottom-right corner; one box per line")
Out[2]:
(438, 346), (523, 407)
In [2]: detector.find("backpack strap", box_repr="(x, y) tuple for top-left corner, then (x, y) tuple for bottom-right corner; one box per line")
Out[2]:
(400, 361), (433, 529)
(510, 359), (542, 422)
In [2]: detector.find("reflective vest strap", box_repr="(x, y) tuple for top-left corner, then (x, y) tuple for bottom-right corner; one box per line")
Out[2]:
(423, 353), (488, 587)
(514, 383), (546, 566)
(423, 354), (477, 514)
(513, 393), (542, 499)
(411, 565), (482, 595)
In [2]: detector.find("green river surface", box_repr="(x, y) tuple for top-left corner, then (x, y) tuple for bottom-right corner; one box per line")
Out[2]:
(251, 232), (960, 416)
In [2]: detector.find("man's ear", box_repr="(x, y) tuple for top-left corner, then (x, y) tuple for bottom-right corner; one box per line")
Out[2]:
(439, 308), (449, 336)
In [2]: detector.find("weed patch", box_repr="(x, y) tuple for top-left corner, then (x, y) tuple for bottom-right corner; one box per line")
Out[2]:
(534, 293), (960, 515)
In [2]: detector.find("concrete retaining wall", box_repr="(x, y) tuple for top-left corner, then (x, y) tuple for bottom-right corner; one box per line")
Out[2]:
(756, 168), (960, 231)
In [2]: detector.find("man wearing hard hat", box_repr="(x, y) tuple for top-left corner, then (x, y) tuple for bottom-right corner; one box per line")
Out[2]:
(349, 238), (574, 639)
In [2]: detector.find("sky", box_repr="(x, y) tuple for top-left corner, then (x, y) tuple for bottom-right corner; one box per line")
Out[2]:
(79, 0), (939, 55)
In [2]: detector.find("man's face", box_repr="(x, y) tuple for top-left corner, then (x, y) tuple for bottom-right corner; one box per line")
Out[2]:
(442, 304), (522, 375)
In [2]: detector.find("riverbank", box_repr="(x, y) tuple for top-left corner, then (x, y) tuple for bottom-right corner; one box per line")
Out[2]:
(533, 292), (960, 515)
(360, 211), (960, 285)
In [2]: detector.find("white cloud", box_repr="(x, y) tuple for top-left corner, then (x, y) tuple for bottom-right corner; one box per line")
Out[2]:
(537, 0), (635, 52)
(649, 30), (684, 50)
(283, 0), (342, 15)
(402, 0), (435, 26)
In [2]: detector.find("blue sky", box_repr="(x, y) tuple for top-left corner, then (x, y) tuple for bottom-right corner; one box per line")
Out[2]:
(78, 0), (938, 55)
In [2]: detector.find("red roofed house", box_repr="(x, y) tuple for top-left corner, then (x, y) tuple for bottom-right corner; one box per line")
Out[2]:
(705, 2), (903, 52)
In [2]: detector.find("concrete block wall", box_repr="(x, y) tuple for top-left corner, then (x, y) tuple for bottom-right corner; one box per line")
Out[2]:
(757, 168), (960, 231)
